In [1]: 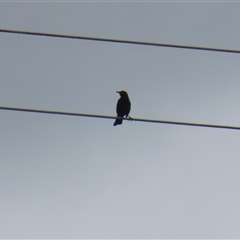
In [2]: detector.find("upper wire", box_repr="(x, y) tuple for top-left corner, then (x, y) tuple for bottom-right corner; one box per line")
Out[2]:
(1, 29), (240, 54)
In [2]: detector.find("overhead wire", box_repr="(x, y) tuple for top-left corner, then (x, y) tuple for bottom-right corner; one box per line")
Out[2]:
(1, 28), (240, 54)
(1, 29), (240, 131)
(1, 106), (240, 131)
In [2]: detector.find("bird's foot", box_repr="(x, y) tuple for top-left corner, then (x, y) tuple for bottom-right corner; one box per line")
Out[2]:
(127, 116), (133, 121)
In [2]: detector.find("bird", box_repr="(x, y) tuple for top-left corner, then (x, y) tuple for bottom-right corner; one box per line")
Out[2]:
(113, 90), (131, 126)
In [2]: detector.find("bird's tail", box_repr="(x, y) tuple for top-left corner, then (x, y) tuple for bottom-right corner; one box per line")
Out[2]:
(113, 117), (123, 126)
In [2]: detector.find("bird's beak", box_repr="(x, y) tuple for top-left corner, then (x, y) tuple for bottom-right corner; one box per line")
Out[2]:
(116, 91), (120, 93)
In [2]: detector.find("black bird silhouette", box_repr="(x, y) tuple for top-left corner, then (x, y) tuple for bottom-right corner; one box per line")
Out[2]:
(113, 90), (131, 126)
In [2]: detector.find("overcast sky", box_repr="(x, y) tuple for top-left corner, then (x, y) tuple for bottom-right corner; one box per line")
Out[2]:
(1, 1), (240, 239)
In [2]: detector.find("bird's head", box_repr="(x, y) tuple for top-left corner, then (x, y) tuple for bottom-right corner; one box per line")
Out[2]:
(117, 90), (129, 97)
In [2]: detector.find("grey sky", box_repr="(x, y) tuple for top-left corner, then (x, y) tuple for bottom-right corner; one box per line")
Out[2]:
(1, 2), (240, 238)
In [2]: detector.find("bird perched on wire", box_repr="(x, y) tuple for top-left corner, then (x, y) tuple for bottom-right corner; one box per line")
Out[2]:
(113, 90), (131, 126)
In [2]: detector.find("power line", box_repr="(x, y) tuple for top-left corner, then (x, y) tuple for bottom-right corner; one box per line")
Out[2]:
(1, 106), (240, 131)
(1, 28), (240, 54)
